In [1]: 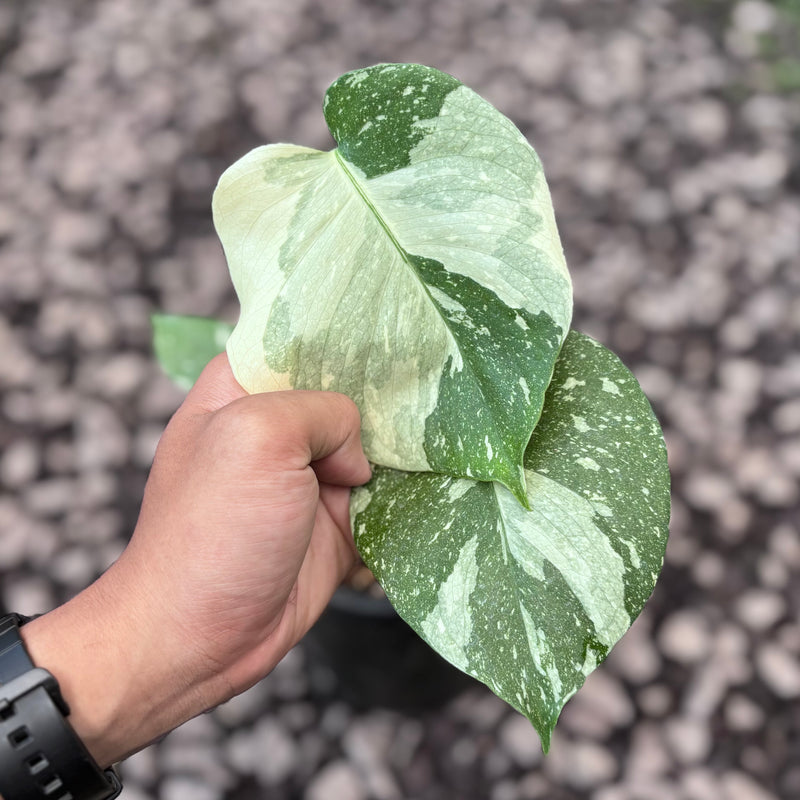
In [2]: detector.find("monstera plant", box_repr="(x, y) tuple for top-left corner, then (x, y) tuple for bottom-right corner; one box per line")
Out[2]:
(153, 63), (670, 750)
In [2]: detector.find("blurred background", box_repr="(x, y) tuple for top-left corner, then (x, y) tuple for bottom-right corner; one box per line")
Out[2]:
(1, 0), (798, 798)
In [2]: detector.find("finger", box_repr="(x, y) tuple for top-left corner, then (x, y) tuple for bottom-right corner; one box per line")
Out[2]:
(240, 390), (371, 487)
(181, 353), (248, 414)
(287, 483), (361, 628)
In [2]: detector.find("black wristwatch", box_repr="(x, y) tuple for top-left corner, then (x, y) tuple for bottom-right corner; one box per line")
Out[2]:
(0, 613), (123, 800)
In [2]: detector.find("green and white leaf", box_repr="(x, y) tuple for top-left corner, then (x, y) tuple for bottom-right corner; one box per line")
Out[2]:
(351, 331), (670, 749)
(213, 63), (571, 502)
(152, 313), (234, 390)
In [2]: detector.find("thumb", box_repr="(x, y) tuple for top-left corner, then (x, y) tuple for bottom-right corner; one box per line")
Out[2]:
(180, 353), (248, 415)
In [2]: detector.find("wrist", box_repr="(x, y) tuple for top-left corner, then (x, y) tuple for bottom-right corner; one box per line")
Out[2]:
(19, 566), (220, 767)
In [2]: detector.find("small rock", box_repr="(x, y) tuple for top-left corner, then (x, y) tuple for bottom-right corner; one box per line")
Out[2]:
(778, 438), (800, 478)
(625, 723), (672, 779)
(657, 609), (712, 664)
(342, 713), (396, 767)
(778, 623), (800, 654)
(681, 768), (723, 800)
(120, 746), (158, 787)
(724, 693), (766, 732)
(2, 578), (56, 617)
(664, 717), (712, 765)
(168, 712), (219, 743)
(76, 471), (119, 509)
(758, 554), (790, 589)
(498, 714), (542, 769)
(450, 737), (479, 767)
(49, 547), (98, 588)
(721, 770), (779, 800)
(607, 612), (662, 683)
(678, 98), (729, 146)
(0, 321), (38, 388)
(75, 402), (130, 470)
(24, 478), (78, 517)
(484, 747), (512, 781)
(341, 712), (403, 798)
(0, 502), (33, 569)
(138, 373), (187, 419)
(691, 551), (726, 588)
(160, 776), (221, 800)
(769, 524), (800, 568)
(718, 358), (762, 408)
(637, 684), (673, 718)
(491, 780), (519, 800)
(561, 669), (634, 738)
(735, 589), (785, 632)
(516, 773), (549, 799)
(0, 439), (40, 488)
(271, 647), (308, 701)
(65, 509), (123, 545)
(110, 786), (152, 800)
(388, 719), (423, 771)
(50, 209), (109, 252)
(449, 688), (508, 729)
(247, 718), (298, 785)
(781, 767), (800, 799)
(633, 189), (672, 225)
(278, 701), (316, 732)
(305, 761), (367, 800)
(712, 194), (750, 230)
(756, 642), (800, 698)
(342, 711), (402, 800)
(80, 353), (150, 399)
(741, 151), (790, 193)
(133, 423), (165, 467)
(319, 703), (352, 739)
(682, 660), (731, 720)
(213, 680), (270, 727)
(161, 742), (232, 792)
(226, 730), (258, 775)
(548, 740), (618, 790)
(732, 1), (777, 34)
(741, 95), (791, 134)
(683, 470), (736, 513)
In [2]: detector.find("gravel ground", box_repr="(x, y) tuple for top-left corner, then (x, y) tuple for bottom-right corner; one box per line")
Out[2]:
(1, 1), (799, 798)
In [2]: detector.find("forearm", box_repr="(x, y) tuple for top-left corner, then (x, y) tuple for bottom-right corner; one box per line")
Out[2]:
(18, 566), (225, 768)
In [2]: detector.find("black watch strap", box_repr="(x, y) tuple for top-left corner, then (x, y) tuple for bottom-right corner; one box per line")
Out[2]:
(0, 614), (122, 800)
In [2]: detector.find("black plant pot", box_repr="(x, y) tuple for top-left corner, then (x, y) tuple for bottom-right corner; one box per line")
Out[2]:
(303, 586), (477, 713)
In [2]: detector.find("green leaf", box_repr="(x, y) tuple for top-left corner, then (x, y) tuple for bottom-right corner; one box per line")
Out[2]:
(351, 331), (670, 749)
(212, 63), (571, 503)
(151, 314), (234, 390)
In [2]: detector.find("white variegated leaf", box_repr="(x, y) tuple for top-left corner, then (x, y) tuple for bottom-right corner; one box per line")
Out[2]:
(351, 331), (671, 749)
(212, 63), (571, 502)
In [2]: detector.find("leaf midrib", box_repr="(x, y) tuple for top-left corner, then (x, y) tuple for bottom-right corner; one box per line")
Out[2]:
(333, 148), (525, 496)
(334, 149), (414, 270)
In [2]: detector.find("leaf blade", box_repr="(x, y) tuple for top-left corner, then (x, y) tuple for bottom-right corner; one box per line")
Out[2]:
(214, 64), (571, 498)
(351, 331), (670, 748)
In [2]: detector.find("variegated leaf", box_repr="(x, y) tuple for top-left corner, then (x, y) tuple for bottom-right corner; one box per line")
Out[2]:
(213, 63), (571, 503)
(351, 331), (670, 749)
(152, 314), (233, 389)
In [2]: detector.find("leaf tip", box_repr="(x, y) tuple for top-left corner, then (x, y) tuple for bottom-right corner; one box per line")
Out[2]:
(503, 468), (530, 511)
(528, 715), (553, 754)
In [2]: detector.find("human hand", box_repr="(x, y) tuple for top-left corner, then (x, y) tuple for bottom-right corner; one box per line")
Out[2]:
(22, 354), (370, 765)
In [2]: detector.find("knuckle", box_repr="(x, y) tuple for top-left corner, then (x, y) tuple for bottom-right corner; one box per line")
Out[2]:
(328, 391), (362, 428)
(209, 397), (277, 453)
